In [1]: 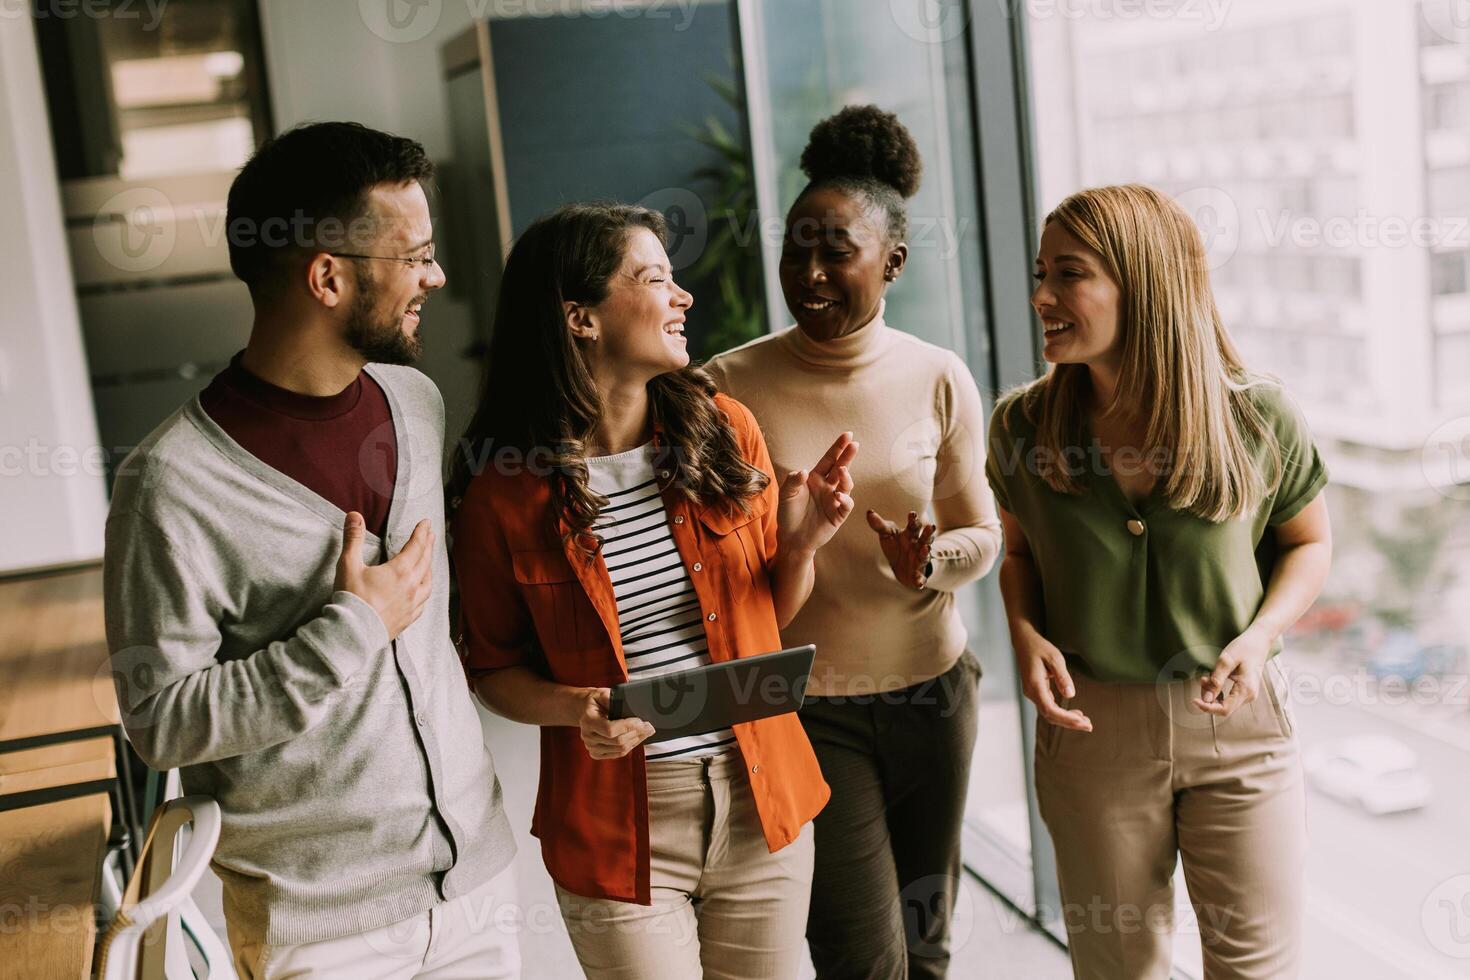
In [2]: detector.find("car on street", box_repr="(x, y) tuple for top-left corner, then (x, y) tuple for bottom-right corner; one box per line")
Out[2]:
(1303, 734), (1433, 815)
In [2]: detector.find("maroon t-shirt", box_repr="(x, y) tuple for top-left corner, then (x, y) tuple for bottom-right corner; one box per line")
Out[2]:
(200, 352), (397, 538)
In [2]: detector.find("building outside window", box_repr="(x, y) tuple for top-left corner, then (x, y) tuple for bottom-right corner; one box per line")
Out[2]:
(1025, 0), (1470, 975)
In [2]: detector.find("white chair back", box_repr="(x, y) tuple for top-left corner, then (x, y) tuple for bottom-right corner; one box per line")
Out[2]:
(96, 795), (222, 980)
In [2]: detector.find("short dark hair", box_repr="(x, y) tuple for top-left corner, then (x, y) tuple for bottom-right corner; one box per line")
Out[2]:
(225, 121), (434, 291)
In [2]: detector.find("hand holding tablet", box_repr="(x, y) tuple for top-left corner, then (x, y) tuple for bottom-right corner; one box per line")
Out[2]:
(609, 645), (817, 743)
(579, 688), (657, 760)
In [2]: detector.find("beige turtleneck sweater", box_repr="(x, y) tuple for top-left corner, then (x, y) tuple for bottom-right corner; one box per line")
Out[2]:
(705, 305), (1003, 695)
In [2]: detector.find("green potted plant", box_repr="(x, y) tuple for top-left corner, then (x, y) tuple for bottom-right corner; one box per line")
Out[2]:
(683, 75), (766, 359)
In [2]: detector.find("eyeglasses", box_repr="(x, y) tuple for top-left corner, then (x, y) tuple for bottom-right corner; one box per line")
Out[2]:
(330, 249), (438, 270)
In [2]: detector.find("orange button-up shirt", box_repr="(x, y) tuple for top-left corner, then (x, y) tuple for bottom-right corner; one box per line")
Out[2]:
(451, 393), (830, 904)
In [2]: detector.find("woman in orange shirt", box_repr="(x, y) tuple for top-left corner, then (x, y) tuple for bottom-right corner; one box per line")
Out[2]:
(447, 202), (856, 980)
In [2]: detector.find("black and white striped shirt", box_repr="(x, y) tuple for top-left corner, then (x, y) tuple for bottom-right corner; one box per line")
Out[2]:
(586, 443), (737, 762)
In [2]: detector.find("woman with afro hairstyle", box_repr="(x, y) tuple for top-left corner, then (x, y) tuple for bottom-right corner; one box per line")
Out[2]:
(706, 105), (1003, 979)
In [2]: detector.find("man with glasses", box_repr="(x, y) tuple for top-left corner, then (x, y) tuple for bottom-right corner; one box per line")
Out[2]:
(102, 122), (520, 978)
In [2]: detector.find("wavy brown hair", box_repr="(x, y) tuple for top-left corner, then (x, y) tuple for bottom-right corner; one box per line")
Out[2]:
(446, 202), (769, 551)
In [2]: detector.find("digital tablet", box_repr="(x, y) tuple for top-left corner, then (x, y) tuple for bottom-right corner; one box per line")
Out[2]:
(608, 644), (816, 743)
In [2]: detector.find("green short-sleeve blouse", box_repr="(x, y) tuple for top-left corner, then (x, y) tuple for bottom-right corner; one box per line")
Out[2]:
(985, 381), (1329, 682)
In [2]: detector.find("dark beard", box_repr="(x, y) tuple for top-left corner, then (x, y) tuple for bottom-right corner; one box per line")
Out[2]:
(345, 273), (423, 365)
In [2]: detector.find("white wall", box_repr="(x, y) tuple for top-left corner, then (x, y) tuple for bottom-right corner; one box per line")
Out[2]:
(0, 12), (109, 574)
(258, 0), (488, 440)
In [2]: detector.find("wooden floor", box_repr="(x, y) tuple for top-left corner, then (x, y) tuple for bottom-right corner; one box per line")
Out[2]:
(0, 795), (111, 980)
(0, 564), (115, 980)
(0, 565), (117, 746)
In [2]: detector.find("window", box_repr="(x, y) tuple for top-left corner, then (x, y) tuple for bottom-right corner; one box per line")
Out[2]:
(739, 0), (1037, 919)
(731, 3), (1467, 971)
(1424, 84), (1470, 132)
(1437, 332), (1470, 400)
(1317, 255), (1363, 299)
(748, 0), (986, 358)
(1432, 251), (1468, 295)
(1429, 166), (1470, 216)
(34, 0), (271, 181)
(1025, 4), (1469, 977)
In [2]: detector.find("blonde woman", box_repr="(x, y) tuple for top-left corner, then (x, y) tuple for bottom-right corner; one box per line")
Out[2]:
(986, 184), (1331, 979)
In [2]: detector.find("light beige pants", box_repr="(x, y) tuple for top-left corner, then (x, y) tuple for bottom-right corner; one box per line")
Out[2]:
(555, 750), (815, 980)
(1036, 658), (1305, 980)
(227, 862), (521, 980)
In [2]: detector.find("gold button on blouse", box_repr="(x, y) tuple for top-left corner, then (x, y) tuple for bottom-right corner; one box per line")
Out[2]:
(1127, 519), (1146, 536)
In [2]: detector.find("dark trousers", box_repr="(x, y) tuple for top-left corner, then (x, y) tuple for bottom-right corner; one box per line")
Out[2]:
(800, 650), (982, 980)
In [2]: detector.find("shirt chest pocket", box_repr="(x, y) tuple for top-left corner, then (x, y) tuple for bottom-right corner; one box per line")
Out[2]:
(696, 494), (770, 606)
(511, 549), (602, 659)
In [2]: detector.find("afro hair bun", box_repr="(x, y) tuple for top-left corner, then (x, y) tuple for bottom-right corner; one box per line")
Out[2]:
(799, 105), (922, 199)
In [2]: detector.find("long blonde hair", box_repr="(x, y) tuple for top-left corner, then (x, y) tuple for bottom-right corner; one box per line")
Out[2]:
(1004, 183), (1279, 522)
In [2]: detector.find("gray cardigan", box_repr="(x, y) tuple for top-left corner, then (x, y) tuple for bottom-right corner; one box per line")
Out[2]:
(103, 362), (516, 945)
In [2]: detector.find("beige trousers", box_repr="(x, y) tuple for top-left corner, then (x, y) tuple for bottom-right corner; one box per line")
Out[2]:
(227, 862), (521, 980)
(1036, 658), (1305, 980)
(555, 750), (815, 980)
